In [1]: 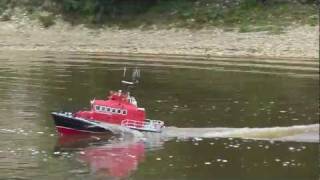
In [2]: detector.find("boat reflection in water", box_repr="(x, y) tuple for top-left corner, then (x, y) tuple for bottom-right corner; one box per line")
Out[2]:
(55, 134), (161, 178)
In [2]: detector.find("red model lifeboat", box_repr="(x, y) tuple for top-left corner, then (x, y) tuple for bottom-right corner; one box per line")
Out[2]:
(51, 87), (164, 135)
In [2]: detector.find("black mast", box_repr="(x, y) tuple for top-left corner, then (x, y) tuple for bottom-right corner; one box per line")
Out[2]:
(121, 67), (140, 93)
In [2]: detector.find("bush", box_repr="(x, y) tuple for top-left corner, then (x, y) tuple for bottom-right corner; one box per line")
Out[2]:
(38, 13), (55, 28)
(0, 10), (11, 21)
(1, 13), (11, 21)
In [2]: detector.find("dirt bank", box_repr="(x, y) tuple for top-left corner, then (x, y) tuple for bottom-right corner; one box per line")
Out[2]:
(0, 20), (318, 59)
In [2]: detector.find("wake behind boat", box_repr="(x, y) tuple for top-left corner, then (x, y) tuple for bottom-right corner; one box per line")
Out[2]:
(52, 68), (164, 136)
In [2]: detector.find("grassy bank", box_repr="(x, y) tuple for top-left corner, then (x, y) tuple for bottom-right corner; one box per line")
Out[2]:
(0, 0), (318, 31)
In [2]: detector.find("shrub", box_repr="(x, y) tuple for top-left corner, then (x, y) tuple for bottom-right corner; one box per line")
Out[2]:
(1, 13), (11, 21)
(0, 10), (11, 21)
(38, 13), (55, 28)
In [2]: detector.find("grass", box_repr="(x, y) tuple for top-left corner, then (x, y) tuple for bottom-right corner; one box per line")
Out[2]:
(186, 1), (318, 31)
(238, 25), (284, 34)
(117, 0), (318, 32)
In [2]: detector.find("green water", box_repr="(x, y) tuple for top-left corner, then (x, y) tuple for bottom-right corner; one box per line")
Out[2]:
(0, 50), (318, 180)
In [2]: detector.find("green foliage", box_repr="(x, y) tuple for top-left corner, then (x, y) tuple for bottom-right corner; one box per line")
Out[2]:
(56, 0), (158, 24)
(38, 13), (55, 28)
(240, 0), (260, 9)
(0, 0), (12, 21)
(0, 0), (318, 30)
(0, 0), (9, 14)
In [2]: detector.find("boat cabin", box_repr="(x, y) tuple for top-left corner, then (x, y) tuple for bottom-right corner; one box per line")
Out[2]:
(75, 90), (146, 125)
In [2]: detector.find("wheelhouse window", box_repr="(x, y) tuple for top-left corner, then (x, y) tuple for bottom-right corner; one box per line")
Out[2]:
(95, 105), (127, 115)
(122, 110), (127, 115)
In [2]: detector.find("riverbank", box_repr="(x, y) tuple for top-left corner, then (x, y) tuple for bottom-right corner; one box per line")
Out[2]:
(0, 19), (318, 59)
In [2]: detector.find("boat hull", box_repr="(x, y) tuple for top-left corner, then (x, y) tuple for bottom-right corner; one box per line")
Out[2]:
(51, 112), (111, 135)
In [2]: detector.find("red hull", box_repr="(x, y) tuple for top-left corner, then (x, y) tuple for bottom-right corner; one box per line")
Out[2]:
(57, 126), (96, 135)
(56, 126), (110, 136)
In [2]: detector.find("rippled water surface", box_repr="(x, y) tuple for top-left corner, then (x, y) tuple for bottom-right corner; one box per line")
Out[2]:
(0, 50), (319, 180)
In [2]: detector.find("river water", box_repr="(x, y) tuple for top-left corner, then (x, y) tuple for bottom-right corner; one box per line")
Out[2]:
(0, 50), (319, 180)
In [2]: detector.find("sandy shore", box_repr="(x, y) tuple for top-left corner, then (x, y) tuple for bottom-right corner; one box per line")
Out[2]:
(0, 20), (318, 59)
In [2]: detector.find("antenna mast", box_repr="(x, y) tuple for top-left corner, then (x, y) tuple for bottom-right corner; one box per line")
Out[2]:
(121, 67), (140, 93)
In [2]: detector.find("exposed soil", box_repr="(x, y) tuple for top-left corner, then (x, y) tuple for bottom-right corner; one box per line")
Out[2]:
(0, 19), (318, 60)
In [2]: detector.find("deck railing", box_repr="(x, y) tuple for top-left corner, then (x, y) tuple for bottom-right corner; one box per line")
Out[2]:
(121, 119), (163, 132)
